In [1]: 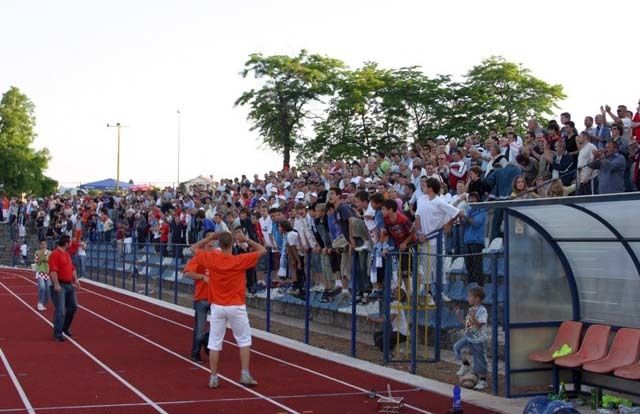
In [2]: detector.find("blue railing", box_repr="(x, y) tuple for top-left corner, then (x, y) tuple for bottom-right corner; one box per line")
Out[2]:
(83, 235), (505, 395)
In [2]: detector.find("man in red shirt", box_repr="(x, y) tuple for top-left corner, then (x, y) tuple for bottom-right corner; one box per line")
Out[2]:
(184, 231), (266, 389)
(48, 235), (80, 342)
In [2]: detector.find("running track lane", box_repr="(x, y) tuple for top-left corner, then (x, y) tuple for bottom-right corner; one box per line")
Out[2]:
(0, 273), (300, 414)
(6, 269), (497, 414)
(0, 277), (160, 414)
(73, 276), (496, 414)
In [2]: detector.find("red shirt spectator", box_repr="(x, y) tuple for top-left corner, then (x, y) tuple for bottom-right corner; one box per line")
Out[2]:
(48, 248), (75, 283)
(67, 240), (80, 256)
(160, 222), (169, 242)
(383, 211), (415, 247)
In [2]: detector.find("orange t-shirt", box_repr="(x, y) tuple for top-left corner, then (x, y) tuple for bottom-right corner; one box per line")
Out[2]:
(184, 250), (259, 306)
(186, 261), (210, 302)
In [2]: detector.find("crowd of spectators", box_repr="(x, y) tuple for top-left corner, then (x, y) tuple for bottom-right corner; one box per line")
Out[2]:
(2, 101), (639, 303)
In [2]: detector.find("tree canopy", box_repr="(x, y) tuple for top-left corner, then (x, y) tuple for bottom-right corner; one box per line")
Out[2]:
(234, 50), (344, 169)
(0, 86), (57, 196)
(236, 51), (566, 166)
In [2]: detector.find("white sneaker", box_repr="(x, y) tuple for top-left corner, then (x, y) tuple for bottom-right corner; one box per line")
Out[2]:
(473, 380), (486, 391)
(208, 375), (219, 389)
(239, 373), (257, 386)
(456, 364), (471, 376)
(442, 293), (452, 302)
(37, 303), (46, 311)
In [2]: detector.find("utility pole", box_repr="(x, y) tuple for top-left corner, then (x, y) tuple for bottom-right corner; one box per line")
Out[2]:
(176, 110), (181, 189)
(107, 122), (126, 191)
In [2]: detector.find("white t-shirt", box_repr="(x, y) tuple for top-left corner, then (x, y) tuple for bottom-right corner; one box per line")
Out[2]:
(416, 195), (459, 245)
(259, 216), (273, 247)
(20, 244), (28, 256)
(577, 142), (598, 183)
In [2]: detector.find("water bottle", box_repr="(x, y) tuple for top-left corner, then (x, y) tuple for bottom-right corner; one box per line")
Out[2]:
(447, 385), (464, 413)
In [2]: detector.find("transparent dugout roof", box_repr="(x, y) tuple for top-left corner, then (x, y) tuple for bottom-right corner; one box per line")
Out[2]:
(481, 192), (640, 327)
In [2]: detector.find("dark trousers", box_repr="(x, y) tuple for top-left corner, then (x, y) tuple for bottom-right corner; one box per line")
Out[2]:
(191, 300), (210, 358)
(374, 330), (407, 352)
(51, 283), (78, 338)
(465, 243), (485, 285)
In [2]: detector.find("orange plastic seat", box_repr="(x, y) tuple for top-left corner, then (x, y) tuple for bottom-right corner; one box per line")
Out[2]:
(583, 328), (640, 374)
(614, 361), (640, 380)
(555, 324), (611, 368)
(529, 321), (583, 363)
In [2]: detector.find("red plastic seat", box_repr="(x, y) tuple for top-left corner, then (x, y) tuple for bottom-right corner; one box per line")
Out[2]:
(583, 328), (640, 373)
(529, 321), (583, 363)
(555, 324), (611, 368)
(614, 361), (640, 380)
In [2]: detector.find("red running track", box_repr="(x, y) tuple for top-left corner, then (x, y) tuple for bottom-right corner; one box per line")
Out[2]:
(0, 268), (498, 414)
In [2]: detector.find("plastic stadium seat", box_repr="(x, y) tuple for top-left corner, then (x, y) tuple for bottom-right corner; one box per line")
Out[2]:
(446, 280), (466, 301)
(583, 328), (640, 374)
(614, 361), (640, 380)
(448, 257), (466, 275)
(528, 321), (583, 363)
(555, 324), (611, 368)
(485, 238), (503, 253)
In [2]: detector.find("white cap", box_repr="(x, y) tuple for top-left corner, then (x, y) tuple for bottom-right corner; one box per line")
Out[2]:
(310, 192), (318, 198)
(295, 191), (305, 200)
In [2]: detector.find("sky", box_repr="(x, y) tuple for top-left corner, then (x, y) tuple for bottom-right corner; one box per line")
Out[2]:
(1, 0), (639, 188)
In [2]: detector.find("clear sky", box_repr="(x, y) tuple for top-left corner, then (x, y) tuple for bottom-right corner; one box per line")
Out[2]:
(1, 0), (638, 187)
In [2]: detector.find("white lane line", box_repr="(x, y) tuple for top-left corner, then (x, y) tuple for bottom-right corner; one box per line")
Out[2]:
(75, 303), (300, 414)
(0, 348), (35, 414)
(0, 281), (168, 414)
(71, 278), (432, 414)
(0, 388), (422, 413)
(14, 272), (432, 414)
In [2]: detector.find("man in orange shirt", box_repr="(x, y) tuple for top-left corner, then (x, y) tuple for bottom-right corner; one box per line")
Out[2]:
(184, 231), (265, 389)
(184, 231), (215, 363)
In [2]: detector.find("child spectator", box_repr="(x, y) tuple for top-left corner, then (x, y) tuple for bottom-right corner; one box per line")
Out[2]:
(20, 239), (29, 268)
(34, 240), (51, 311)
(454, 286), (488, 391)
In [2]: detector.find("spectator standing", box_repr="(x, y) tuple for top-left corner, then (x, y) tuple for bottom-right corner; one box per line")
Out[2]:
(591, 141), (626, 194)
(576, 132), (598, 195)
(184, 233), (214, 363)
(34, 240), (51, 311)
(462, 193), (487, 285)
(48, 235), (80, 342)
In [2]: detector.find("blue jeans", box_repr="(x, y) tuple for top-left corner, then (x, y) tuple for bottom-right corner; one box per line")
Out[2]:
(37, 278), (51, 305)
(50, 283), (78, 337)
(453, 336), (488, 376)
(191, 300), (210, 357)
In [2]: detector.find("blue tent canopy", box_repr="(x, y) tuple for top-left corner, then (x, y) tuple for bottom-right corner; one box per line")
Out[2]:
(79, 178), (130, 190)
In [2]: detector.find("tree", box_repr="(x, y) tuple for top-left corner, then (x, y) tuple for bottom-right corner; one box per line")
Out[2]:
(300, 63), (409, 162)
(235, 50), (344, 169)
(0, 86), (57, 196)
(461, 56), (565, 134)
(391, 68), (456, 141)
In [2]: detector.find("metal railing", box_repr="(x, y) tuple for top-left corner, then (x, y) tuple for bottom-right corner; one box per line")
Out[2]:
(83, 234), (505, 395)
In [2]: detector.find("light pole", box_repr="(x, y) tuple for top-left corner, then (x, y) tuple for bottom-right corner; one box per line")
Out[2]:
(107, 122), (126, 191)
(176, 110), (181, 189)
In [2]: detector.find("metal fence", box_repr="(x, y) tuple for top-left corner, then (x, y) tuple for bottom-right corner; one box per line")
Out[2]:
(83, 234), (505, 395)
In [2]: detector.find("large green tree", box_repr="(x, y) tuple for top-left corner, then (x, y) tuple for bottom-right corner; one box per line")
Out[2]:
(235, 50), (344, 168)
(0, 86), (57, 196)
(300, 63), (409, 162)
(461, 56), (565, 134)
